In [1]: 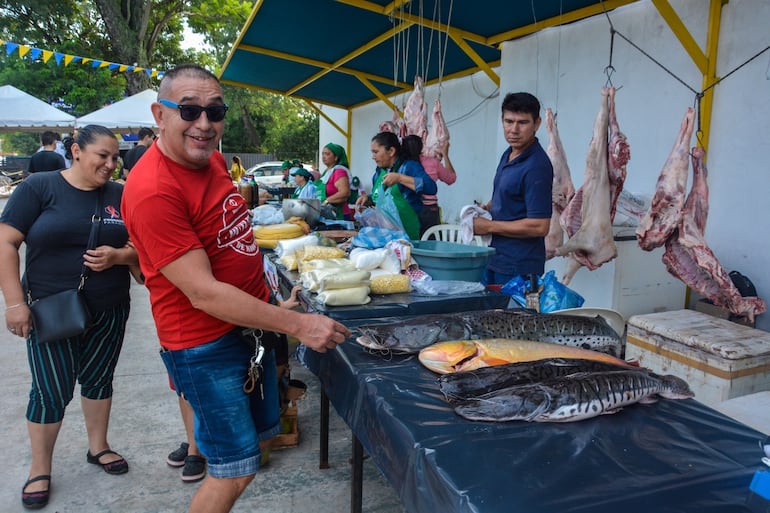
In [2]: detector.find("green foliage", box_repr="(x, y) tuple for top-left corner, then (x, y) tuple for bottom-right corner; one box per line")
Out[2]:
(0, 0), (321, 159)
(5, 133), (39, 155)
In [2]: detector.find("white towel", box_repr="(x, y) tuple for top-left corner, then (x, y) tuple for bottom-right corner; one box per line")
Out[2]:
(459, 204), (492, 246)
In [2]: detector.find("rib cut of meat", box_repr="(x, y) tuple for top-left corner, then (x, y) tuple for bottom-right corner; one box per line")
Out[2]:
(662, 147), (766, 322)
(423, 98), (449, 158)
(556, 88), (617, 285)
(403, 76), (428, 139)
(636, 108), (695, 251)
(608, 87), (630, 222)
(544, 108), (575, 260)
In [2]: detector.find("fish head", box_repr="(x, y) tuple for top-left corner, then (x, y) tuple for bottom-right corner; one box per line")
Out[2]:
(418, 340), (478, 374)
(659, 374), (695, 399)
(356, 318), (468, 353)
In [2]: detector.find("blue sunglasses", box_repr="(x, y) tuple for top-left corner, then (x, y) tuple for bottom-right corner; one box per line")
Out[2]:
(158, 99), (229, 122)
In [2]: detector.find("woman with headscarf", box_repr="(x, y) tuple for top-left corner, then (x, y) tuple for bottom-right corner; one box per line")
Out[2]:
(355, 133), (437, 239)
(317, 143), (353, 220)
(290, 168), (318, 199)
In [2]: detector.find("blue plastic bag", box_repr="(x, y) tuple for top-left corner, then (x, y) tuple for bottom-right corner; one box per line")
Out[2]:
(500, 270), (584, 312)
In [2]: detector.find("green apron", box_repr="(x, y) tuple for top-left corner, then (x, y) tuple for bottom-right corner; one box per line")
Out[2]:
(372, 163), (420, 240)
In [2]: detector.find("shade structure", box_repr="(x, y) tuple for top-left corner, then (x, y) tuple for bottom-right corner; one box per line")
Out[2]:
(0, 84), (75, 132)
(219, 0), (641, 109)
(76, 89), (158, 131)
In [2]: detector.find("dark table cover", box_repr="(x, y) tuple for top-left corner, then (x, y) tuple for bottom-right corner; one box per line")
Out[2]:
(298, 336), (764, 513)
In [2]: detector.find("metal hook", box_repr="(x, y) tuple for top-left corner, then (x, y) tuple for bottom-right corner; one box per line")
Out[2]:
(604, 65), (616, 87)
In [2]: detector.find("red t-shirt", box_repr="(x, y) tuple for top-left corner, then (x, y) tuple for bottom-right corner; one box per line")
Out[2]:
(122, 145), (269, 350)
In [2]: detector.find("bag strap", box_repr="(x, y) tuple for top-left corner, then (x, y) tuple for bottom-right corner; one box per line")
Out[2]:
(78, 188), (104, 291)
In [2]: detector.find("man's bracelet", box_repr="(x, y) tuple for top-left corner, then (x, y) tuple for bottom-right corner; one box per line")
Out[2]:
(5, 303), (24, 311)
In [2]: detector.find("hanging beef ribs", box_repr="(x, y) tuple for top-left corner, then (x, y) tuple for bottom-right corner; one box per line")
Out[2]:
(661, 147), (766, 322)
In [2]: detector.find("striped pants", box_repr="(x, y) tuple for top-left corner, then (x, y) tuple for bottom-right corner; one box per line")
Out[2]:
(25, 301), (130, 424)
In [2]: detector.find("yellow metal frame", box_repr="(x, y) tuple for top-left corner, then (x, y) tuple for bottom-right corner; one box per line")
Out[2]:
(220, 0), (726, 180)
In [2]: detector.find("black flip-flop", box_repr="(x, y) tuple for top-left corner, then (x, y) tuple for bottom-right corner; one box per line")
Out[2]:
(87, 449), (129, 475)
(21, 474), (51, 509)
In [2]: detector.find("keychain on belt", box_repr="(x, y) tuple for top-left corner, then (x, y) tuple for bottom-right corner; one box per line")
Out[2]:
(243, 329), (265, 398)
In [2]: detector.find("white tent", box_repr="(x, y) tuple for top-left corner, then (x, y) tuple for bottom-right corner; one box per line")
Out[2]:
(76, 89), (157, 131)
(0, 84), (75, 132)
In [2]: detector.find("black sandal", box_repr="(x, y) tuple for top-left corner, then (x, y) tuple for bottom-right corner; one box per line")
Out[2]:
(21, 474), (51, 510)
(87, 449), (129, 475)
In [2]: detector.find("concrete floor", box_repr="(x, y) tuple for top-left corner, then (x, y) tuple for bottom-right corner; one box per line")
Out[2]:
(0, 279), (405, 513)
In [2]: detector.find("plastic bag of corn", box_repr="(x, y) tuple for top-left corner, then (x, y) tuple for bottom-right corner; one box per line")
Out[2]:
(317, 286), (371, 306)
(279, 253), (299, 271)
(298, 257), (353, 274)
(318, 270), (371, 292)
(301, 245), (346, 261)
(370, 273), (411, 295)
(301, 269), (340, 292)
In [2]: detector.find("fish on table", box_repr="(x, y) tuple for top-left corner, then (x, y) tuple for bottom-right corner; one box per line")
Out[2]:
(418, 338), (631, 375)
(453, 370), (693, 423)
(355, 309), (624, 357)
(438, 357), (641, 404)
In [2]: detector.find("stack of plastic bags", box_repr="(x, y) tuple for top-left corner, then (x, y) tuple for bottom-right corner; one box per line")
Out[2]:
(298, 246), (371, 306)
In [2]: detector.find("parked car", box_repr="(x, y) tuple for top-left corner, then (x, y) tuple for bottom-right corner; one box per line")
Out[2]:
(245, 160), (314, 188)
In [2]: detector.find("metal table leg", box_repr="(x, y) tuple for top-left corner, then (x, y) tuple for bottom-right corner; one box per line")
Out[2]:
(351, 433), (363, 513)
(319, 387), (330, 469)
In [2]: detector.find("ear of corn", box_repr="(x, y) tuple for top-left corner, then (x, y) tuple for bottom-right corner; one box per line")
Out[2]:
(370, 273), (411, 294)
(253, 223), (305, 241)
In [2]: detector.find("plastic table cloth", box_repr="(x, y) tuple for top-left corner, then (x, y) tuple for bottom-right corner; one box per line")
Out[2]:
(297, 337), (764, 513)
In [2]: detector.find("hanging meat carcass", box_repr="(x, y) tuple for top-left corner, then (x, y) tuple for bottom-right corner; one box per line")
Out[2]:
(662, 148), (766, 322)
(636, 107), (695, 251)
(556, 88), (617, 285)
(403, 76), (428, 139)
(544, 108), (575, 260)
(607, 87), (631, 222)
(379, 108), (406, 138)
(422, 98), (449, 158)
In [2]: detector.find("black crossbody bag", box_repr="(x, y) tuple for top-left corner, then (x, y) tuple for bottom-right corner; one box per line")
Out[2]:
(28, 190), (102, 343)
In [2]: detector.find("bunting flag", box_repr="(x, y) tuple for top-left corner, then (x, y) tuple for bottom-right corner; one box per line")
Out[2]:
(0, 40), (165, 79)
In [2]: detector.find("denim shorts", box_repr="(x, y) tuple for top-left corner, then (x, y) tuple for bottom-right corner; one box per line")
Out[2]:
(159, 329), (280, 478)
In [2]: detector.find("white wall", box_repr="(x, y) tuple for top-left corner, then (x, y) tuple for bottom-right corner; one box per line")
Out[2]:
(320, 0), (770, 331)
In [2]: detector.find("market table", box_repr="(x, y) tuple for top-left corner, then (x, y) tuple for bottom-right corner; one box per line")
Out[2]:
(297, 337), (765, 513)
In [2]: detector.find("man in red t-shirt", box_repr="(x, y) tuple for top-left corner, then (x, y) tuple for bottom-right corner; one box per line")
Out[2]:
(122, 64), (349, 513)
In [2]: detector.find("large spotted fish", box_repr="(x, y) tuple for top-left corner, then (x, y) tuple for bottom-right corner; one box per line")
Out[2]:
(454, 370), (693, 423)
(438, 357), (638, 403)
(355, 310), (624, 357)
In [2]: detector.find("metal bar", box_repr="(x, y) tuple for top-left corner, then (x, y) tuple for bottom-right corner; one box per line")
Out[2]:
(320, 388), (330, 469)
(351, 433), (364, 513)
(651, 0), (708, 74)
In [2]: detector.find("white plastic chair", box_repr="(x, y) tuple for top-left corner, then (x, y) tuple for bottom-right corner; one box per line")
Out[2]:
(421, 224), (482, 246)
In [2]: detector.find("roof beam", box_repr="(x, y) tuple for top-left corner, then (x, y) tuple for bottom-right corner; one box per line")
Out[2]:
(286, 22), (413, 95)
(448, 31), (499, 86)
(487, 0), (639, 46)
(651, 0), (708, 73)
(235, 43), (411, 90)
(336, 0), (491, 46)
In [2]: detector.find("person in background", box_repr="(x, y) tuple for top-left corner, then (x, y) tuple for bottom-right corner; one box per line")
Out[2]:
(318, 143), (353, 220)
(474, 92), (553, 286)
(122, 127), (156, 179)
(290, 168), (317, 199)
(280, 160), (300, 186)
(121, 64), (350, 513)
(419, 139), (457, 236)
(0, 124), (139, 509)
(27, 131), (65, 175)
(229, 155), (246, 182)
(355, 133), (437, 240)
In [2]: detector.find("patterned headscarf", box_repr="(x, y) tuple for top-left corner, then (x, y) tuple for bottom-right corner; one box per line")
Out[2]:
(324, 143), (349, 168)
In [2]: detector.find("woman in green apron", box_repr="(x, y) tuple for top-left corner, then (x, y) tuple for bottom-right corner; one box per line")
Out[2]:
(316, 143), (353, 220)
(355, 132), (437, 240)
